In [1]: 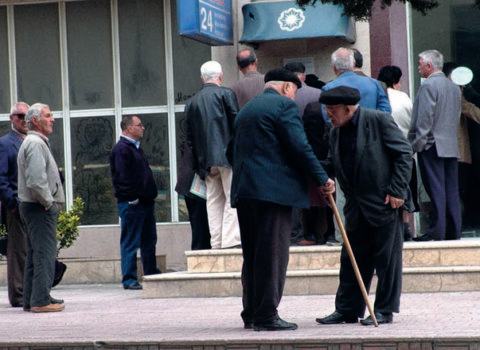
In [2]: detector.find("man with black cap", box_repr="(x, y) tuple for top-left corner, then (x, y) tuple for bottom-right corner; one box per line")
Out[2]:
(315, 86), (412, 326)
(229, 68), (335, 331)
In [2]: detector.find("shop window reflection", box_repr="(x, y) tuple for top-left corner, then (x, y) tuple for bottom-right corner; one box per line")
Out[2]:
(139, 114), (171, 222)
(175, 112), (188, 222)
(71, 116), (117, 225)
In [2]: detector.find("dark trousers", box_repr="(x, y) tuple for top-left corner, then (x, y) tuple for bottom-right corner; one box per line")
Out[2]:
(418, 145), (461, 240)
(117, 201), (161, 288)
(236, 199), (292, 325)
(335, 210), (403, 318)
(6, 209), (27, 306)
(185, 196), (211, 250)
(20, 202), (58, 308)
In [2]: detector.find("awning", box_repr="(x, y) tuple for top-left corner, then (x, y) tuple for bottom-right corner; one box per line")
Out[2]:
(239, 1), (355, 44)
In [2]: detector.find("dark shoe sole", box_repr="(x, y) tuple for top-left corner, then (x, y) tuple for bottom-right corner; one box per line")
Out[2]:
(316, 318), (358, 324)
(254, 324), (298, 331)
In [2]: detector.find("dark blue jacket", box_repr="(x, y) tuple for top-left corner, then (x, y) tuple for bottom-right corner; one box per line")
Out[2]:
(230, 88), (329, 209)
(0, 130), (23, 211)
(109, 137), (158, 204)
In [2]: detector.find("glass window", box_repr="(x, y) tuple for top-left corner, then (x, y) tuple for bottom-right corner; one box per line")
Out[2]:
(411, 0), (480, 236)
(50, 118), (64, 171)
(66, 0), (114, 109)
(137, 113), (171, 222)
(0, 121), (11, 136)
(175, 112), (188, 221)
(14, 3), (62, 110)
(71, 116), (117, 225)
(171, 0), (211, 104)
(118, 0), (167, 107)
(0, 7), (10, 113)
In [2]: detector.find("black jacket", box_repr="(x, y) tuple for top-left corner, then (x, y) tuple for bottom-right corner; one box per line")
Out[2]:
(109, 137), (158, 204)
(321, 107), (412, 231)
(185, 83), (239, 180)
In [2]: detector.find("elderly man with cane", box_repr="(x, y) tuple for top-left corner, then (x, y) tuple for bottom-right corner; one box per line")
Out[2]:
(316, 86), (412, 326)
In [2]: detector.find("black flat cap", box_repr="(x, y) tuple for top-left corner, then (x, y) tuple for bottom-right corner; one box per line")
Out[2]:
(319, 86), (361, 105)
(264, 68), (302, 89)
(284, 62), (306, 74)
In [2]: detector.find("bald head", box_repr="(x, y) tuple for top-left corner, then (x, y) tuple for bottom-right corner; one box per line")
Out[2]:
(236, 49), (258, 74)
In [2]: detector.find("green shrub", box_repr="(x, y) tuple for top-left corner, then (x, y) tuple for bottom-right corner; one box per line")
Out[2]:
(56, 197), (84, 256)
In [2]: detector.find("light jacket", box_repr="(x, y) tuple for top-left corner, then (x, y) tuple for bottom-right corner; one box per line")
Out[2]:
(17, 131), (65, 208)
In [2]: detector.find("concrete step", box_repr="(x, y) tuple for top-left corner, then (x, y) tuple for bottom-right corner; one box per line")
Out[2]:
(0, 255), (166, 286)
(143, 239), (480, 298)
(186, 239), (480, 273)
(143, 265), (480, 298)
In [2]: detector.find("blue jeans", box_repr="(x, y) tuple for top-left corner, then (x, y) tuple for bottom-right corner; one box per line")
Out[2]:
(117, 201), (161, 287)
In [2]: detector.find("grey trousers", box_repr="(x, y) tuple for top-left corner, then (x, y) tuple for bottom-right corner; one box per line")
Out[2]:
(20, 202), (58, 308)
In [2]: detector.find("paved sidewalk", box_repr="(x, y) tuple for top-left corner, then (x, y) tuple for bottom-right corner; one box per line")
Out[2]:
(0, 283), (479, 347)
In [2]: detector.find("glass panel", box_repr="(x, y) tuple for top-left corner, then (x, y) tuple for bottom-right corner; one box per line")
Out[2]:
(0, 120), (11, 136)
(50, 117), (64, 172)
(118, 0), (167, 107)
(171, 0), (211, 104)
(136, 113), (171, 222)
(0, 7), (9, 113)
(71, 116), (117, 225)
(175, 112), (188, 221)
(411, 0), (480, 236)
(14, 3), (62, 110)
(66, 0), (114, 109)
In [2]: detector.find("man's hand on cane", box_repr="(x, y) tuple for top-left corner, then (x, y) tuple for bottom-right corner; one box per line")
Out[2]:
(320, 178), (335, 196)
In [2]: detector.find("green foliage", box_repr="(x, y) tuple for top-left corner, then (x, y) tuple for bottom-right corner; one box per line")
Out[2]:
(56, 197), (84, 255)
(0, 224), (7, 238)
(294, 0), (450, 21)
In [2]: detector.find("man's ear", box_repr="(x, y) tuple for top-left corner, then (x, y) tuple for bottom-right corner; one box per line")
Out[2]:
(282, 82), (292, 94)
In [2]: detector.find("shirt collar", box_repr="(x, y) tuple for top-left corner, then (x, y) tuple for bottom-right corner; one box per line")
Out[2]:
(121, 135), (140, 149)
(11, 127), (26, 141)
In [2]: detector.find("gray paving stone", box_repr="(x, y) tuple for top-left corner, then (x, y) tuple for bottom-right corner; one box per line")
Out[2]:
(0, 284), (479, 349)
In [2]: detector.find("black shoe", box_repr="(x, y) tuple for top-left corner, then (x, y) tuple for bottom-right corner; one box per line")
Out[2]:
(360, 312), (393, 326)
(254, 317), (298, 331)
(52, 261), (67, 288)
(11, 302), (24, 308)
(124, 281), (143, 290)
(412, 234), (434, 241)
(244, 322), (253, 329)
(316, 311), (358, 324)
(50, 296), (64, 304)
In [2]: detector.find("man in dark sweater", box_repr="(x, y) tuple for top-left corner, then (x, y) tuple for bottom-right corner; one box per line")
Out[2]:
(109, 115), (161, 290)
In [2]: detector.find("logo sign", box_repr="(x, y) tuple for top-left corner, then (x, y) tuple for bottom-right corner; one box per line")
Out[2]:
(277, 8), (305, 32)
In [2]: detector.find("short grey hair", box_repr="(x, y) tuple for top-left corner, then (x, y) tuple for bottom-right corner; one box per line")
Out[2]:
(331, 47), (354, 73)
(419, 50), (444, 70)
(10, 101), (29, 116)
(200, 61), (222, 81)
(26, 103), (49, 130)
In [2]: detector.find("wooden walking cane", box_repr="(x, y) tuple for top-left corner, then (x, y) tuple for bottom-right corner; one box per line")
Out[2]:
(327, 194), (378, 327)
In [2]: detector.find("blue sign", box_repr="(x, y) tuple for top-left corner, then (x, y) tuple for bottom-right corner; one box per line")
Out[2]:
(178, 0), (233, 46)
(240, 1), (355, 44)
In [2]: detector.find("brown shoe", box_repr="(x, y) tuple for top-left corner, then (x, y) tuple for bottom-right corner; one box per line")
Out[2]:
(31, 303), (65, 313)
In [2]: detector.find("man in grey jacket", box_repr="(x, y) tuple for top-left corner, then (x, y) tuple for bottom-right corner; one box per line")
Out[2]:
(17, 103), (65, 313)
(409, 50), (462, 241)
